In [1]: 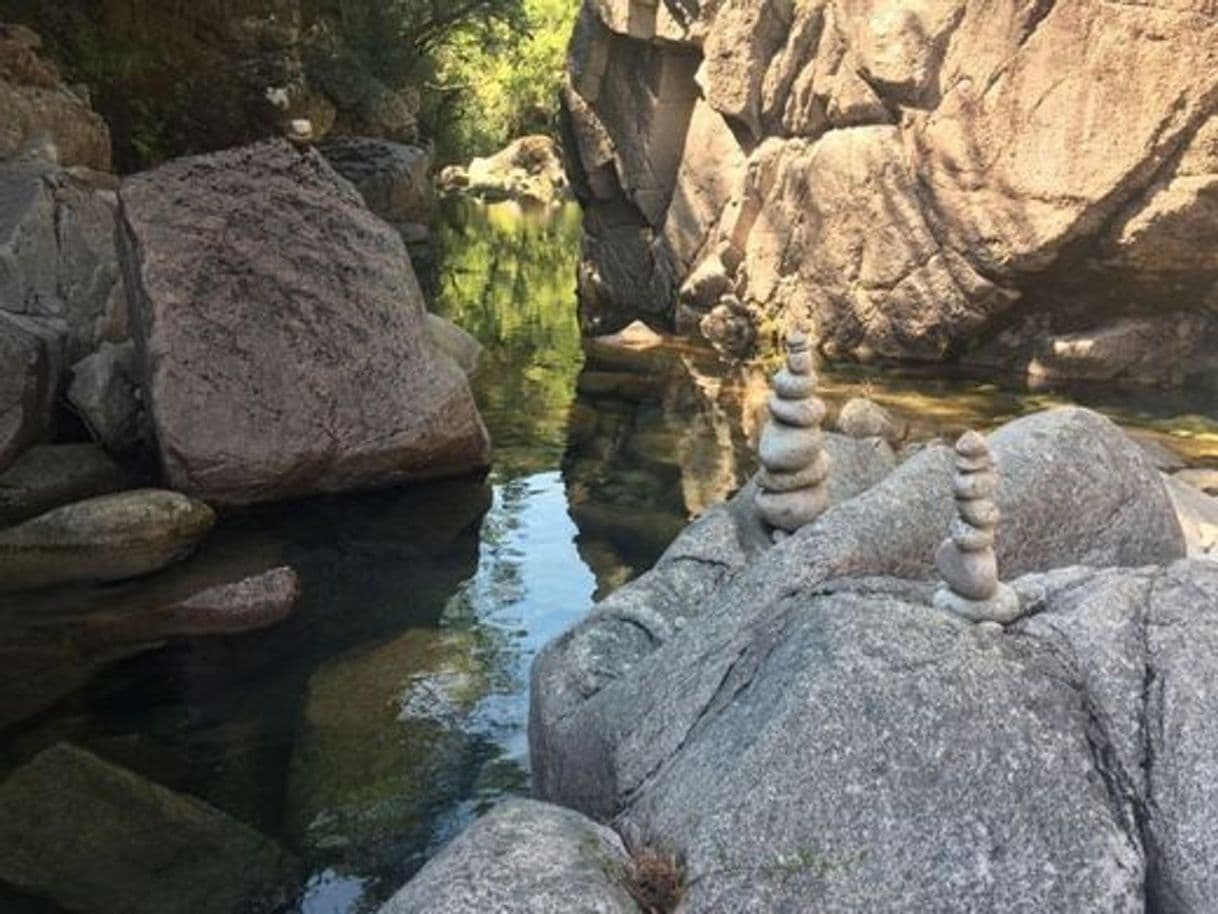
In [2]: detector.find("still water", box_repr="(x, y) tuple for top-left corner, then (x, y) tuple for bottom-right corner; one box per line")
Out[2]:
(1, 198), (1217, 914)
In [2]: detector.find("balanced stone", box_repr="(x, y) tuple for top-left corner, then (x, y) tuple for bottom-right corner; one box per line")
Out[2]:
(934, 431), (1020, 624)
(755, 332), (831, 538)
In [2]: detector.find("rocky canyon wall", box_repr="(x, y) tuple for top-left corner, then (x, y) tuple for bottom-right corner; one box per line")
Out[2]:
(561, 0), (1218, 385)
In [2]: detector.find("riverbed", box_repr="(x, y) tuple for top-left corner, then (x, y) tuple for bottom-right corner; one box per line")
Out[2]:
(1, 198), (1216, 914)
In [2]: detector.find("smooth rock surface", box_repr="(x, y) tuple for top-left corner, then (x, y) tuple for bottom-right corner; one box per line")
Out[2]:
(0, 442), (122, 527)
(0, 742), (301, 914)
(119, 140), (490, 505)
(426, 313), (483, 377)
(532, 407), (1185, 818)
(377, 798), (642, 914)
(0, 488), (215, 591)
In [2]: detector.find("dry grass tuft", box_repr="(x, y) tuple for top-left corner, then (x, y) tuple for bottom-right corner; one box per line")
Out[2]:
(622, 845), (686, 913)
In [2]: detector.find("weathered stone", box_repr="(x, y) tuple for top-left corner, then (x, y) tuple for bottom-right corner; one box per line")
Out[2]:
(531, 407), (1185, 818)
(0, 743), (301, 914)
(1175, 467), (1218, 496)
(119, 140), (490, 505)
(756, 423), (821, 472)
(67, 340), (141, 453)
(376, 799), (642, 914)
(0, 489), (215, 592)
(162, 565), (300, 635)
(319, 136), (433, 224)
(1163, 472), (1218, 559)
(0, 442), (122, 527)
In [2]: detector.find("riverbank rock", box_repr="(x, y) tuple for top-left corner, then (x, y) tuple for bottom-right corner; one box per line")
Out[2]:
(319, 136), (433, 225)
(0, 29), (111, 170)
(531, 407), (1184, 818)
(0, 489), (215, 592)
(0, 312), (63, 470)
(0, 442), (122, 526)
(119, 140), (490, 505)
(66, 340), (141, 452)
(465, 135), (569, 204)
(561, 0), (1218, 382)
(376, 798), (643, 914)
(0, 742), (301, 914)
(1163, 473), (1218, 558)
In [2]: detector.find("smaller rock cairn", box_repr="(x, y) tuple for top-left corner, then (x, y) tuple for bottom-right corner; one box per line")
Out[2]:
(933, 431), (1020, 623)
(755, 331), (830, 541)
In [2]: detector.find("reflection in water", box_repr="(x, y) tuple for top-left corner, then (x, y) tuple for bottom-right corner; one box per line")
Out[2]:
(1, 197), (1217, 914)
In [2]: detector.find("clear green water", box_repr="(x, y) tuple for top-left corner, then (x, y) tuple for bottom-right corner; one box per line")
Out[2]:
(2, 198), (1217, 914)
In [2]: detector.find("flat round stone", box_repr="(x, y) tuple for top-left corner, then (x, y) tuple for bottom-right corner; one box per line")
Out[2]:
(786, 349), (814, 375)
(958, 497), (1000, 528)
(769, 395), (826, 428)
(773, 370), (815, 399)
(934, 583), (1022, 624)
(759, 451), (830, 492)
(756, 485), (829, 532)
(955, 454), (993, 473)
(935, 537), (998, 601)
(759, 425), (822, 472)
(950, 516), (994, 552)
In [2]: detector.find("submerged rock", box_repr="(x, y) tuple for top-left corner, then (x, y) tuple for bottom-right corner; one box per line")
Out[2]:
(377, 798), (642, 914)
(0, 442), (123, 527)
(119, 140), (490, 505)
(0, 742), (301, 914)
(0, 489), (215, 592)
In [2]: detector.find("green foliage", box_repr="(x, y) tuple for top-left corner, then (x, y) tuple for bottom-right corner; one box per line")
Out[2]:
(427, 0), (580, 161)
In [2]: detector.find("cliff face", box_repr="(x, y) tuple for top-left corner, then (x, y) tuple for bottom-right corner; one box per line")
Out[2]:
(561, 0), (1218, 384)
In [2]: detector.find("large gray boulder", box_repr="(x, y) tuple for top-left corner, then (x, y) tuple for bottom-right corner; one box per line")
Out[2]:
(0, 742), (301, 914)
(532, 407), (1185, 818)
(0, 488), (215, 592)
(377, 798), (642, 914)
(119, 140), (490, 505)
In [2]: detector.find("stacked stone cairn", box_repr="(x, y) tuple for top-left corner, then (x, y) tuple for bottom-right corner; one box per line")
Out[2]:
(755, 332), (830, 541)
(933, 431), (1021, 624)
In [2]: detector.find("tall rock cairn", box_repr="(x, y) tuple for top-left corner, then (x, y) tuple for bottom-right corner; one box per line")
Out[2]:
(933, 431), (1020, 623)
(756, 331), (830, 541)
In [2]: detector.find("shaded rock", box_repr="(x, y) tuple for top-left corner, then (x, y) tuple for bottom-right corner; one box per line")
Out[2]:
(426, 313), (482, 377)
(377, 798), (642, 914)
(594, 319), (664, 349)
(0, 442), (122, 527)
(66, 340), (141, 452)
(0, 489), (215, 592)
(0, 742), (301, 914)
(1163, 472), (1218, 558)
(119, 140), (490, 505)
(466, 135), (569, 204)
(835, 396), (906, 446)
(319, 136), (433, 224)
(531, 407), (1184, 818)
(0, 311), (64, 470)
(0, 34), (111, 170)
(0, 162), (127, 364)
